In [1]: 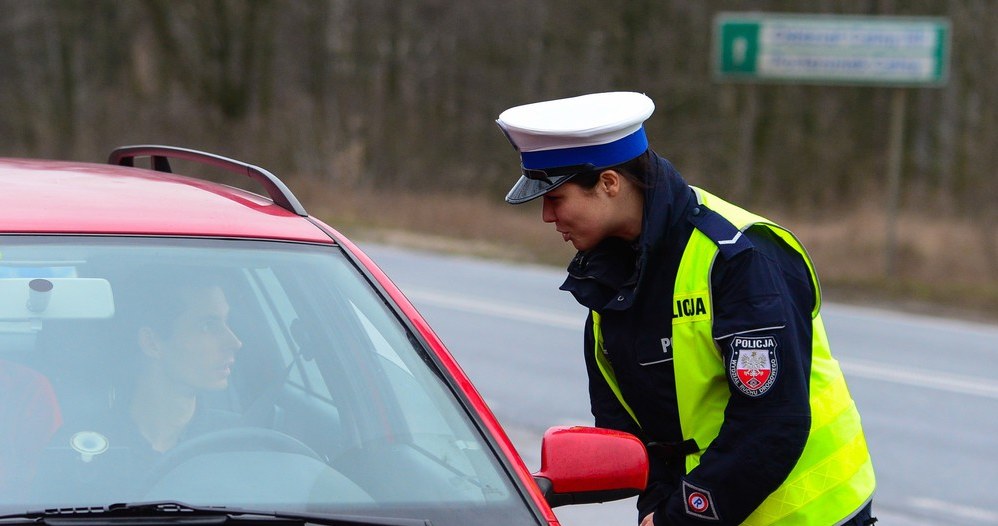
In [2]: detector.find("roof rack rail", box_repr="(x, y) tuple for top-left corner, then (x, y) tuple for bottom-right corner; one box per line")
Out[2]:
(107, 145), (308, 217)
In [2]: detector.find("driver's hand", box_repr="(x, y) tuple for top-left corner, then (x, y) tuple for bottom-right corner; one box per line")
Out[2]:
(640, 512), (655, 526)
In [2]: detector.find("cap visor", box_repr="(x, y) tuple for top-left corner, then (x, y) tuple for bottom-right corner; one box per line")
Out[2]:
(505, 174), (573, 204)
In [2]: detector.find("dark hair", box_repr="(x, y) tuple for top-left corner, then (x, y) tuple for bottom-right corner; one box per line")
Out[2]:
(116, 269), (230, 337)
(569, 150), (652, 191)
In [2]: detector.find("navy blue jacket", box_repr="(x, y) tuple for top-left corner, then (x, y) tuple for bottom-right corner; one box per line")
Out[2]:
(560, 153), (813, 525)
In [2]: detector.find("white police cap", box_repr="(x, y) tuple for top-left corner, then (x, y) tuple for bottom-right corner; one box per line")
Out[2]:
(497, 92), (655, 204)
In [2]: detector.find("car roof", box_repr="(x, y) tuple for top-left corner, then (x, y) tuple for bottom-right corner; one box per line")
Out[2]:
(0, 157), (333, 243)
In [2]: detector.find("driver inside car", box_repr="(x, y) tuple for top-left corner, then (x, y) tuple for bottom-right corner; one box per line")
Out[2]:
(34, 273), (244, 503)
(128, 275), (243, 452)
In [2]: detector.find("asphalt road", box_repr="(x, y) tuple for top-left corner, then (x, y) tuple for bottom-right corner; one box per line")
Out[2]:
(360, 243), (998, 526)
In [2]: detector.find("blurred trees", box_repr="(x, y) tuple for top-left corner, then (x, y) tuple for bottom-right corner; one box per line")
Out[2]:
(0, 0), (994, 216)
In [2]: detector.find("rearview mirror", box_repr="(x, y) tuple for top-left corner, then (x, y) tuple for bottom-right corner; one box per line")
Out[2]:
(532, 426), (648, 508)
(0, 278), (114, 320)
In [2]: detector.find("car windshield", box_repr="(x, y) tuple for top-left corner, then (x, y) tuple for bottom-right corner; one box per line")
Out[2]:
(0, 236), (538, 526)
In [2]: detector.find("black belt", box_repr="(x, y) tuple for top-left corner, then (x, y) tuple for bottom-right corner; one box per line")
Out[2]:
(647, 439), (700, 465)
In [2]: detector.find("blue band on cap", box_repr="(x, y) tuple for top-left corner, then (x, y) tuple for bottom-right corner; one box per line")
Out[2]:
(520, 128), (648, 170)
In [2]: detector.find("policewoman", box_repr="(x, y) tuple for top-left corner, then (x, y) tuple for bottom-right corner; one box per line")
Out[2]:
(497, 92), (876, 526)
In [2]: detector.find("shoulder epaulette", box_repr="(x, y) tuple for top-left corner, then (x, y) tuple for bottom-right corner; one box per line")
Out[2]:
(688, 204), (754, 260)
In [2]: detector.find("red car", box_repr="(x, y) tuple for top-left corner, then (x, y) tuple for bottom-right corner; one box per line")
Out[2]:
(0, 146), (647, 526)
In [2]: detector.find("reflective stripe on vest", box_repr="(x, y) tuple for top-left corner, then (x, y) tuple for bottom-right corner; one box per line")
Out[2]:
(592, 187), (875, 524)
(592, 310), (641, 427)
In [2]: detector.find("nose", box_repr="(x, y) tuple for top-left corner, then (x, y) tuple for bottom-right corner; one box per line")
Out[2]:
(223, 324), (243, 351)
(541, 198), (556, 223)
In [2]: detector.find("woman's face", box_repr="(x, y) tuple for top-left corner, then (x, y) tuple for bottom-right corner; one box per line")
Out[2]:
(541, 172), (641, 252)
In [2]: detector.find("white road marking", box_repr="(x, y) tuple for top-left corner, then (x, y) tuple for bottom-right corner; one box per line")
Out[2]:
(404, 288), (581, 330)
(405, 288), (998, 400)
(840, 358), (998, 400)
(909, 497), (998, 523)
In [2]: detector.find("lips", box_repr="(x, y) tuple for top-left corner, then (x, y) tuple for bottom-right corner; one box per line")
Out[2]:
(217, 360), (235, 377)
(558, 230), (570, 242)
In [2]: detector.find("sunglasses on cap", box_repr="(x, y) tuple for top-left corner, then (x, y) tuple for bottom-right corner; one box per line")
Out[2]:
(506, 163), (604, 204)
(520, 163), (598, 184)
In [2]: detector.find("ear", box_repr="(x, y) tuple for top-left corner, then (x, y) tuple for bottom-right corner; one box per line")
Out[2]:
(138, 327), (161, 358)
(598, 170), (622, 197)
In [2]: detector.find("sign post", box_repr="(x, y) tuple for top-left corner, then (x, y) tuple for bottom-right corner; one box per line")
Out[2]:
(713, 13), (950, 277)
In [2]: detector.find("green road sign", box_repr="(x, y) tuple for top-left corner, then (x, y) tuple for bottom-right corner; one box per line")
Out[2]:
(714, 13), (950, 86)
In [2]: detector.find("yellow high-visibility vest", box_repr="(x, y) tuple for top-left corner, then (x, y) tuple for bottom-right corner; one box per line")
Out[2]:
(592, 187), (875, 524)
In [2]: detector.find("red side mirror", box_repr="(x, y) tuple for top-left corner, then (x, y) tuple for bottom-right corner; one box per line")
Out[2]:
(532, 426), (648, 508)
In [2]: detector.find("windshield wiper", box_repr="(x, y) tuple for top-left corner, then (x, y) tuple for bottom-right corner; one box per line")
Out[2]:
(0, 501), (429, 526)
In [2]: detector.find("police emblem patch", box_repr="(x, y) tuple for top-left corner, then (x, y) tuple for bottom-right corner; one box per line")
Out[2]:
(682, 480), (719, 520)
(728, 335), (778, 397)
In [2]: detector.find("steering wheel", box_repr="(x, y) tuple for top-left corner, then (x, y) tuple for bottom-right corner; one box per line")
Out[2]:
(144, 427), (323, 486)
